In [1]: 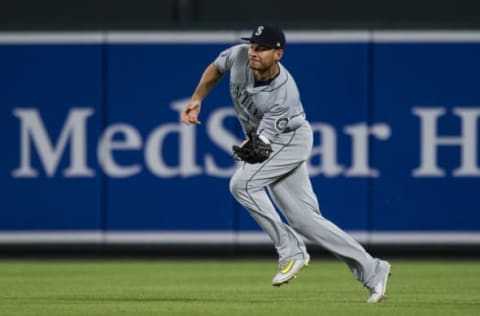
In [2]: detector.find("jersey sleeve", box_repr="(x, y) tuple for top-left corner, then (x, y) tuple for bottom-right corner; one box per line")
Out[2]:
(257, 91), (288, 137)
(257, 88), (306, 139)
(257, 103), (288, 136)
(213, 44), (245, 74)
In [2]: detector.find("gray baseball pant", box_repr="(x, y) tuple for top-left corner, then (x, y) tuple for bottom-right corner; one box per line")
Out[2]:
(229, 123), (383, 287)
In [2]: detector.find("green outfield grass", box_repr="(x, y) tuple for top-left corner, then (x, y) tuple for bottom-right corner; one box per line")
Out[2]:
(0, 259), (479, 316)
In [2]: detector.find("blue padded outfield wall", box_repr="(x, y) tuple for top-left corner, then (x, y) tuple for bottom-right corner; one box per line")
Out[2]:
(1, 31), (479, 245)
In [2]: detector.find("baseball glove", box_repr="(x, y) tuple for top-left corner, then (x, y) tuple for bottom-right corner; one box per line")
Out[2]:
(232, 132), (273, 164)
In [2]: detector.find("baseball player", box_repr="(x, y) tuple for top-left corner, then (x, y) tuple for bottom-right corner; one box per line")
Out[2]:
(181, 24), (391, 303)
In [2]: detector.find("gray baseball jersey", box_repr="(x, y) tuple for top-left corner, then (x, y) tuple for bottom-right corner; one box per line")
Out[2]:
(214, 44), (306, 141)
(215, 43), (387, 289)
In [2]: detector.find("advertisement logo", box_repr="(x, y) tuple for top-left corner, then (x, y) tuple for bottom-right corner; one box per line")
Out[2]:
(10, 100), (480, 179)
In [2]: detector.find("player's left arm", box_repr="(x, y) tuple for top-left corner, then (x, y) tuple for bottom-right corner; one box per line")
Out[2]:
(257, 101), (289, 136)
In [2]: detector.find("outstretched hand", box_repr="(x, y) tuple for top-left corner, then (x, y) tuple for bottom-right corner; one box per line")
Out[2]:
(181, 100), (201, 125)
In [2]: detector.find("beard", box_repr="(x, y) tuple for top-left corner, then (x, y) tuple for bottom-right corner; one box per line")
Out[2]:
(249, 60), (270, 72)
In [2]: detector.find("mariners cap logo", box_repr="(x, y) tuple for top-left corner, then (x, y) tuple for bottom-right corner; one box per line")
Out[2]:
(255, 26), (264, 36)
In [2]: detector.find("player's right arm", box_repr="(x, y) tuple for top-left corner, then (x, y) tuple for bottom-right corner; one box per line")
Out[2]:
(181, 63), (224, 125)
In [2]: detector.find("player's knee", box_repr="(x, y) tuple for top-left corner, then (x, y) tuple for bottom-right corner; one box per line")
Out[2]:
(229, 176), (244, 199)
(230, 175), (260, 200)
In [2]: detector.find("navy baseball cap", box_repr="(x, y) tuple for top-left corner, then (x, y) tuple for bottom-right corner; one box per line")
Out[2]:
(241, 25), (286, 49)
